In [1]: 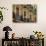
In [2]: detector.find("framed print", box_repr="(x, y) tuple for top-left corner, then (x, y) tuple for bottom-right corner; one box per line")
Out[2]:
(12, 4), (37, 23)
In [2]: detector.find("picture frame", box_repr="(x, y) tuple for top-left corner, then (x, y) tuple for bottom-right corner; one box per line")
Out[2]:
(12, 4), (37, 23)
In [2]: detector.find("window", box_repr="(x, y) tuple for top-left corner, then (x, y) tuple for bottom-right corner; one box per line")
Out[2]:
(24, 11), (26, 17)
(16, 7), (19, 16)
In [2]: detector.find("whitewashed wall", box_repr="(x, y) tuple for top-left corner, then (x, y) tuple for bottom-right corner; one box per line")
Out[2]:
(0, 0), (46, 46)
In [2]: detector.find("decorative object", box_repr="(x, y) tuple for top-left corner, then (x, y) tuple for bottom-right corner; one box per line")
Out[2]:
(3, 26), (12, 39)
(12, 4), (37, 23)
(12, 33), (15, 39)
(30, 35), (35, 39)
(33, 31), (44, 39)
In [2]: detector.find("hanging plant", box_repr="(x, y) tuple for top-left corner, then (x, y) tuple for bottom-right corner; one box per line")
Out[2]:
(0, 11), (3, 23)
(0, 7), (8, 10)
(0, 7), (8, 23)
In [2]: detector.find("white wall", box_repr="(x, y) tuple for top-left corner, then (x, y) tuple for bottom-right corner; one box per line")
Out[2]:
(0, 0), (46, 46)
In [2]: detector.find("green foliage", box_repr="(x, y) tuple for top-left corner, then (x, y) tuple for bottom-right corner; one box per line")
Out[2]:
(0, 11), (3, 23)
(0, 7), (8, 10)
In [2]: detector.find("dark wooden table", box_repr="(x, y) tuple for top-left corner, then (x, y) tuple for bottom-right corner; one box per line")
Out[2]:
(2, 38), (44, 46)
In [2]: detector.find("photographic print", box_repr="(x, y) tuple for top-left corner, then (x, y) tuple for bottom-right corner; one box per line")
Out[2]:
(12, 4), (37, 23)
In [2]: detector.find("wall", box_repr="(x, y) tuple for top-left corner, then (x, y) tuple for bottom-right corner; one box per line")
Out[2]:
(0, 0), (46, 46)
